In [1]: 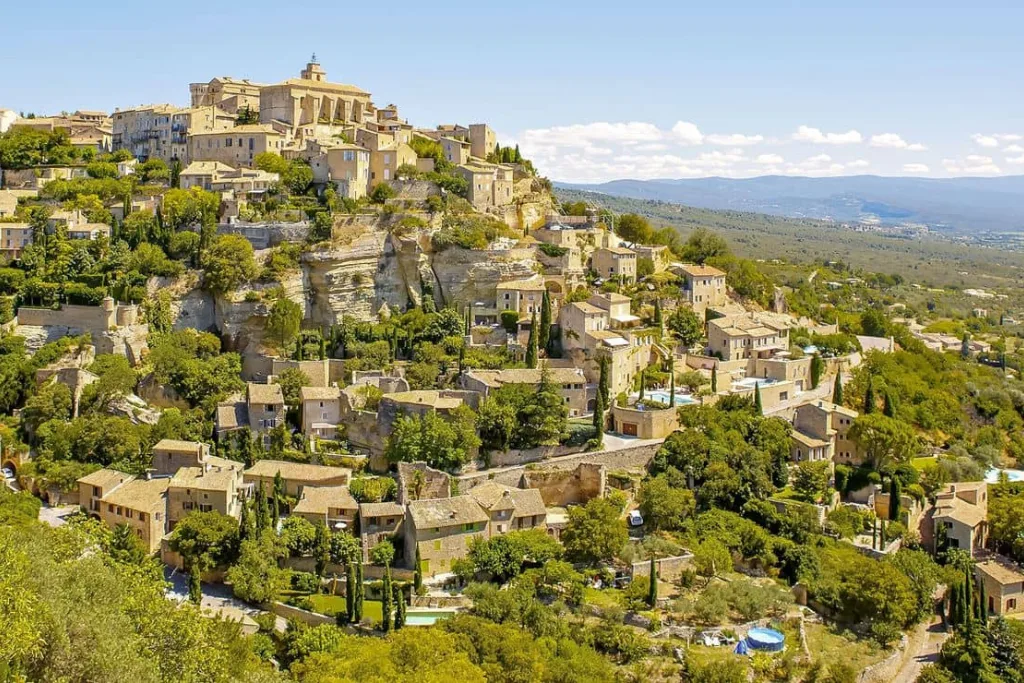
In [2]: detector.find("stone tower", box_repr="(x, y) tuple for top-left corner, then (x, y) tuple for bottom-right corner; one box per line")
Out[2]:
(300, 55), (327, 83)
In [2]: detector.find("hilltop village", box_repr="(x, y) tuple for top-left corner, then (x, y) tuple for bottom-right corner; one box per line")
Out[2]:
(2, 59), (1024, 683)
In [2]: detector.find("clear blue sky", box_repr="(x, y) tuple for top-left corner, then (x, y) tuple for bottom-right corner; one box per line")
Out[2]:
(3, 0), (1023, 181)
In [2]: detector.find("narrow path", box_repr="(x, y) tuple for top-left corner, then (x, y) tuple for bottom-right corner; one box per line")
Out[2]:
(890, 617), (948, 683)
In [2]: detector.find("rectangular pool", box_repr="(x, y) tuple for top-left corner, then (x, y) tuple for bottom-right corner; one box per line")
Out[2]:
(405, 609), (459, 626)
(636, 390), (697, 405)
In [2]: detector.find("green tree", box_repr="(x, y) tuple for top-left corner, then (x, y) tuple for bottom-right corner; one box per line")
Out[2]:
(864, 376), (876, 414)
(793, 461), (831, 502)
(384, 406), (481, 472)
(753, 382), (763, 414)
(525, 311), (538, 368)
(202, 234), (258, 293)
(160, 186), (219, 231)
(682, 228), (730, 263)
(381, 564), (393, 633)
(889, 477), (902, 522)
(833, 373), (844, 405)
(227, 533), (287, 604)
(167, 510), (240, 571)
(267, 297), (303, 351)
(615, 214), (653, 244)
(539, 289), (552, 352)
(517, 365), (569, 446)
(810, 354), (824, 389)
(647, 556), (658, 607)
(637, 472), (696, 530)
(849, 413), (919, 471)
(393, 583), (406, 630)
(414, 546), (423, 593)
(562, 497), (627, 565)
(667, 306), (704, 347)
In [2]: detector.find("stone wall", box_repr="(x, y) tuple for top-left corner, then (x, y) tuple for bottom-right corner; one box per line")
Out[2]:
(396, 462), (450, 504)
(522, 462), (606, 507)
(630, 553), (694, 582)
(17, 304), (113, 331)
(455, 442), (661, 492)
(487, 443), (586, 468)
(269, 601), (335, 627)
(218, 221), (311, 249)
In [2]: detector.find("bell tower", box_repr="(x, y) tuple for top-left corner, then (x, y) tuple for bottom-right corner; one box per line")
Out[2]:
(300, 54), (327, 82)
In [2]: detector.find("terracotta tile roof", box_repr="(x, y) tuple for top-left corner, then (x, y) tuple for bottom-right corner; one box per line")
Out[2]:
(678, 263), (726, 278)
(215, 401), (248, 430)
(468, 367), (586, 387)
(154, 439), (206, 454)
(247, 383), (284, 405)
(408, 495), (488, 529)
(299, 386), (341, 402)
(569, 302), (605, 315)
(101, 477), (169, 511)
(244, 460), (350, 484)
(359, 502), (405, 518)
(468, 482), (546, 518)
(169, 464), (240, 492)
(78, 468), (132, 491)
(976, 556), (1024, 585)
(791, 430), (831, 448)
(384, 391), (464, 411)
(293, 485), (358, 515)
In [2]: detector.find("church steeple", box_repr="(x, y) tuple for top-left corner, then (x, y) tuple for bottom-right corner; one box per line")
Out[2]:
(301, 56), (326, 82)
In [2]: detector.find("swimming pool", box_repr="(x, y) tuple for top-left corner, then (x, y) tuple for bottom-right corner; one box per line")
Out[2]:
(746, 627), (785, 653)
(986, 468), (1024, 483)
(732, 377), (780, 389)
(404, 608), (459, 626)
(639, 390), (697, 405)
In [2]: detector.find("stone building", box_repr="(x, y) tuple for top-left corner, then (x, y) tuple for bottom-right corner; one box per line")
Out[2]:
(456, 161), (513, 210)
(466, 482), (546, 537)
(189, 76), (264, 115)
(462, 367), (591, 418)
(259, 58), (373, 140)
(707, 312), (792, 362)
(405, 495), (489, 577)
(299, 385), (342, 440)
(791, 401), (860, 464)
(592, 247), (637, 283)
(166, 459), (244, 528)
(292, 485), (359, 532)
(672, 263), (727, 316)
(111, 104), (234, 164)
(243, 460), (350, 501)
(96, 477), (170, 554)
(930, 481), (988, 557)
(151, 439), (211, 475)
(468, 124), (496, 159)
(975, 556), (1024, 616)
(77, 468), (133, 516)
(189, 124), (286, 168)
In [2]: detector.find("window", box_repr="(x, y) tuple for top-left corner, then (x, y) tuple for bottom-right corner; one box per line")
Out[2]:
(464, 523), (476, 532)
(343, 150), (354, 161)
(1009, 598), (1018, 610)
(226, 138), (232, 147)
(433, 540), (441, 551)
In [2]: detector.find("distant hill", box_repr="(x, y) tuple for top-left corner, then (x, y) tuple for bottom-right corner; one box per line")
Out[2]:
(554, 175), (1024, 233)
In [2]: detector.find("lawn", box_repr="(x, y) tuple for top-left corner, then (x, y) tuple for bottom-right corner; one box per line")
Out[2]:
(803, 622), (887, 672)
(584, 586), (624, 610)
(307, 595), (384, 624)
(912, 456), (937, 471)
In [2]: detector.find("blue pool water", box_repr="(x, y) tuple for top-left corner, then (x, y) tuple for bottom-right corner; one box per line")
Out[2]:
(746, 627), (785, 652)
(986, 468), (1024, 483)
(405, 609), (458, 626)
(639, 390), (697, 405)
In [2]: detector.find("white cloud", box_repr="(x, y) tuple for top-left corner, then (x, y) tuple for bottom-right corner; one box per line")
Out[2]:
(805, 154), (832, 164)
(998, 134), (1022, 142)
(848, 159), (871, 169)
(755, 153), (784, 164)
(1004, 144), (1024, 153)
(870, 133), (927, 151)
(944, 155), (1001, 175)
(670, 121), (704, 145)
(903, 163), (930, 173)
(705, 133), (764, 146)
(792, 125), (863, 145)
(1007, 155), (1024, 165)
(971, 133), (999, 148)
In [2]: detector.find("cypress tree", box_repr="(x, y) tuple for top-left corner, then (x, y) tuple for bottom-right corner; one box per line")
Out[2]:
(381, 564), (393, 633)
(598, 355), (610, 406)
(863, 377), (876, 414)
(880, 518), (887, 546)
(961, 333), (971, 360)
(393, 584), (405, 630)
(711, 366), (718, 393)
(889, 477), (902, 523)
(514, 144), (522, 163)
(669, 371), (676, 407)
(354, 562), (364, 623)
(239, 496), (253, 541)
(949, 580), (961, 627)
(314, 523), (328, 577)
(647, 556), (658, 607)
(319, 336), (326, 360)
(525, 311), (538, 368)
(345, 559), (355, 623)
(872, 517), (877, 549)
(188, 565), (202, 605)
(754, 382), (763, 414)
(255, 481), (270, 531)
(978, 574), (987, 621)
(592, 389), (605, 445)
(963, 571), (973, 628)
(810, 354), (823, 389)
(413, 547), (423, 594)
(272, 471), (285, 527)
(883, 389), (896, 417)
(539, 290), (552, 352)
(458, 343), (465, 375)
(833, 373), (844, 405)
(638, 368), (645, 400)
(653, 298), (663, 329)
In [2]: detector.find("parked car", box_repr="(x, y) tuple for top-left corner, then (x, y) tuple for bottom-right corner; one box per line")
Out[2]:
(627, 510), (644, 527)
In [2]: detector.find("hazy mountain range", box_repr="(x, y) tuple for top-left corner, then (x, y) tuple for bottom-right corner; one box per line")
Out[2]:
(554, 175), (1024, 234)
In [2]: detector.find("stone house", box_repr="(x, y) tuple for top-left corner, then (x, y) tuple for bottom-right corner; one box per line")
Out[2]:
(468, 123), (495, 160)
(166, 458), (244, 528)
(455, 162), (513, 210)
(466, 482), (547, 537)
(97, 477), (170, 554)
(246, 382), (286, 442)
(672, 263), (727, 316)
(292, 485), (359, 533)
(359, 501), (405, 563)
(259, 59), (373, 139)
(440, 137), (470, 165)
(708, 312), (792, 362)
(791, 401), (860, 464)
(609, 403), (680, 439)
(243, 460), (351, 501)
(462, 367), (591, 417)
(299, 385), (342, 441)
(592, 247), (637, 283)
(151, 438), (211, 476)
(189, 76), (264, 115)
(632, 244), (670, 273)
(189, 124), (286, 168)
(77, 468), (133, 516)
(975, 556), (1024, 616)
(304, 140), (371, 199)
(930, 481), (988, 557)
(405, 495), (489, 577)
(495, 275), (548, 319)
(0, 223), (32, 259)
